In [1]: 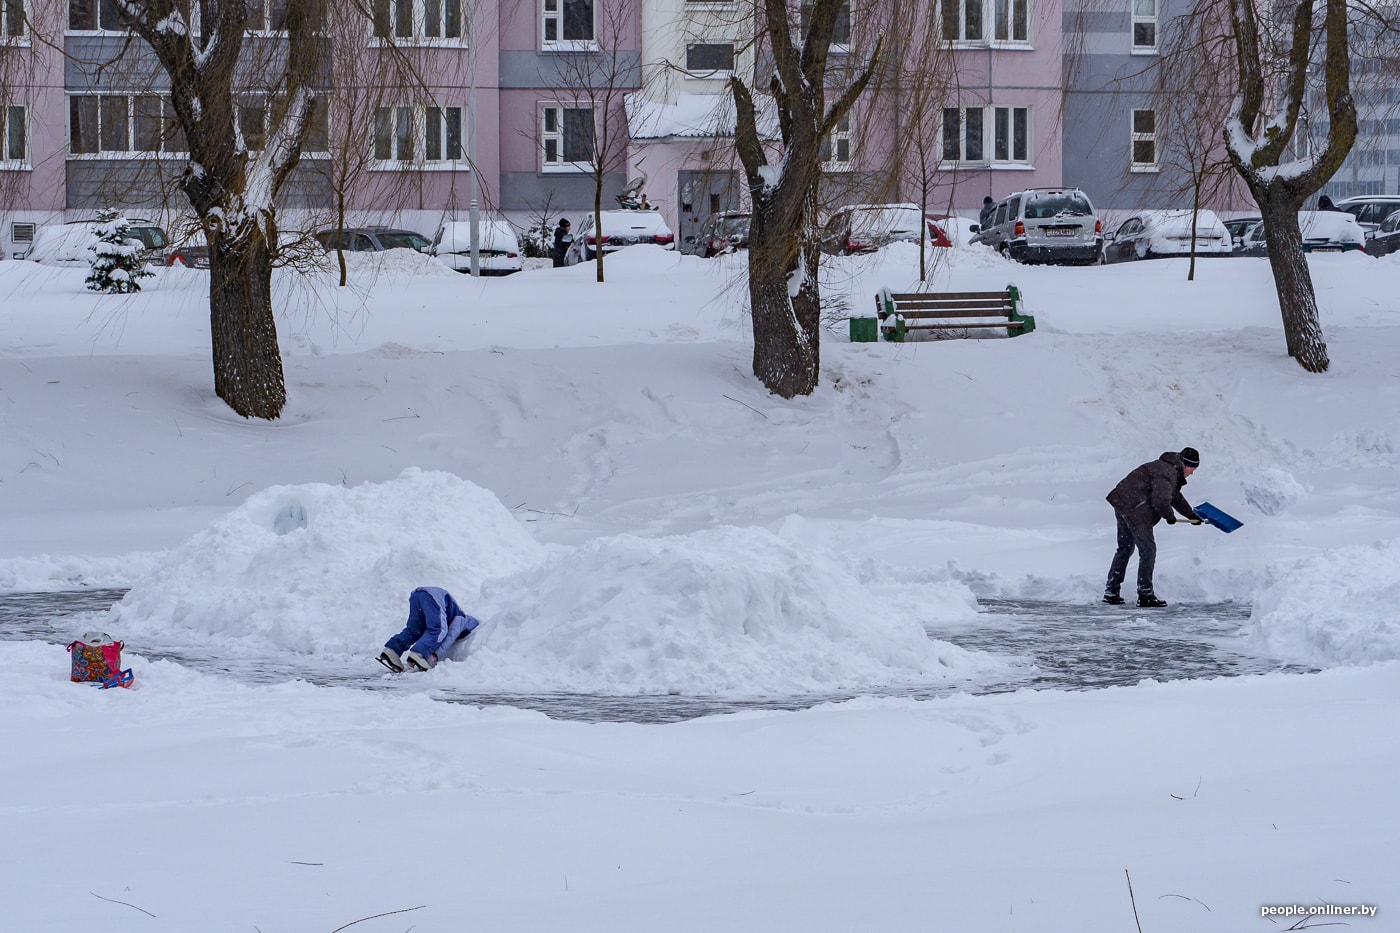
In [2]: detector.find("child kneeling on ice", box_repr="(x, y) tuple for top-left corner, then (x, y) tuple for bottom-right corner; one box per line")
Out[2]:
(378, 586), (481, 672)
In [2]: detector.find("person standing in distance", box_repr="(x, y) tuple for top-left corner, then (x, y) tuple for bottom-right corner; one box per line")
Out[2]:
(1103, 447), (1204, 608)
(552, 217), (572, 267)
(978, 196), (996, 229)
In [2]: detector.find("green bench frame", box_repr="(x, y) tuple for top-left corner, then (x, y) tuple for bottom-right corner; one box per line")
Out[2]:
(855, 285), (1035, 342)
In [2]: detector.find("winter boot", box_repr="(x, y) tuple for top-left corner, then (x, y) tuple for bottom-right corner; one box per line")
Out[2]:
(377, 647), (405, 673)
(1137, 594), (1168, 608)
(403, 650), (433, 672)
(1102, 593), (1125, 605)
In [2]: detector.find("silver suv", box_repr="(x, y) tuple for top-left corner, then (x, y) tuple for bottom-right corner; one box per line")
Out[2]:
(973, 188), (1103, 265)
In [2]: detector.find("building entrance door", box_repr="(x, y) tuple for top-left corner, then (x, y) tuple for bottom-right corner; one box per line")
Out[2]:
(677, 170), (740, 254)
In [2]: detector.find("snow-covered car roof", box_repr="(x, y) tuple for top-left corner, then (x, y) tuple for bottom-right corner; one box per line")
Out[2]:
(433, 219), (520, 253)
(1299, 211), (1365, 244)
(1134, 209), (1228, 235)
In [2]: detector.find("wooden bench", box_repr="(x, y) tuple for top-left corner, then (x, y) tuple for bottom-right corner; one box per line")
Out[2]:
(855, 285), (1035, 342)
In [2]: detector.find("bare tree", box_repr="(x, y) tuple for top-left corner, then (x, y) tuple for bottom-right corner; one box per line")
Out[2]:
(545, 0), (637, 283)
(730, 0), (881, 399)
(1222, 0), (1357, 372)
(115, 0), (329, 419)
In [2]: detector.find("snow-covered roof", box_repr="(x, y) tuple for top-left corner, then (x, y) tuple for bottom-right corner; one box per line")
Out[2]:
(625, 91), (778, 141)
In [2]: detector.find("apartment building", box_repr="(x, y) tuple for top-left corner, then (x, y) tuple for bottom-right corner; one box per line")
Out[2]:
(0, 0), (1282, 258)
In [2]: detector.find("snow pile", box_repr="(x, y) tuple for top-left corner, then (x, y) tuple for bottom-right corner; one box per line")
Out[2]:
(463, 524), (999, 695)
(335, 246), (459, 278)
(1248, 539), (1400, 664)
(1241, 467), (1308, 516)
(106, 469), (547, 655)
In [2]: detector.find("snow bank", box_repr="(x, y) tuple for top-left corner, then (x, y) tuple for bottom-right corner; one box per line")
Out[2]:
(463, 524), (999, 695)
(105, 469), (546, 654)
(1248, 539), (1400, 664)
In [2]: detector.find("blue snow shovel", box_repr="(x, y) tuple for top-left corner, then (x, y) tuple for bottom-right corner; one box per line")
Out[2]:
(1194, 501), (1243, 533)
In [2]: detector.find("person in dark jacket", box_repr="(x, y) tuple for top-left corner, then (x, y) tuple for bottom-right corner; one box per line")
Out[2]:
(378, 586), (481, 672)
(1103, 448), (1203, 607)
(978, 196), (996, 229)
(1317, 194), (1343, 212)
(552, 218), (572, 267)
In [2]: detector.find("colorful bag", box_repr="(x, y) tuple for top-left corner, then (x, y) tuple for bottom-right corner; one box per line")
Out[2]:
(67, 632), (126, 685)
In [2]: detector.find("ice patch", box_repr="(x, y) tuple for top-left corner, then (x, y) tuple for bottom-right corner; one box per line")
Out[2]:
(462, 525), (1001, 695)
(1248, 539), (1400, 665)
(1242, 467), (1307, 516)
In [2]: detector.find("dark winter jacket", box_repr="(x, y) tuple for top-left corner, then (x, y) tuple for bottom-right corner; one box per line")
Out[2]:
(552, 224), (573, 267)
(1106, 451), (1199, 527)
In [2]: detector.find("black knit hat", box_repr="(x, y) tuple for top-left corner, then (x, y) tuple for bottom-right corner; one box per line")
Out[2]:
(1180, 447), (1200, 467)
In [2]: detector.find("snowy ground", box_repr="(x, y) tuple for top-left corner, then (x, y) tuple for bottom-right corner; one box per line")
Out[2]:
(2, 243), (1396, 930)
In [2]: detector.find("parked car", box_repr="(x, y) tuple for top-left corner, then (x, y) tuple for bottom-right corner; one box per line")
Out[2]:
(429, 219), (523, 275)
(315, 227), (430, 253)
(922, 216), (954, 249)
(1101, 209), (1233, 263)
(1333, 195), (1400, 232)
(818, 203), (926, 255)
(972, 188), (1102, 265)
(168, 243), (211, 268)
(1236, 211), (1367, 257)
(1222, 216), (1262, 249)
(25, 219), (172, 266)
(687, 211), (751, 257)
(928, 214), (982, 247)
(1363, 208), (1400, 258)
(564, 210), (675, 264)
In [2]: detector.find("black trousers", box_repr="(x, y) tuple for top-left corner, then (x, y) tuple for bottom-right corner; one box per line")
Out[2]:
(1106, 509), (1158, 596)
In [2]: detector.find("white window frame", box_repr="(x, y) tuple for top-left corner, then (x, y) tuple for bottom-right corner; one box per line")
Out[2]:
(236, 95), (331, 157)
(67, 93), (189, 158)
(542, 0), (597, 51)
(1, 103), (28, 167)
(246, 0), (288, 34)
(4, 0), (29, 43)
(941, 0), (1030, 47)
(822, 112), (853, 171)
(940, 105), (1031, 167)
(372, 103), (468, 169)
(369, 0), (464, 44)
(540, 103), (595, 172)
(1131, 0), (1157, 53)
(1130, 108), (1158, 172)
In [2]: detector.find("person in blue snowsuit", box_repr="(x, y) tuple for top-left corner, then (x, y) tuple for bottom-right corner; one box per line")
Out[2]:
(378, 586), (481, 672)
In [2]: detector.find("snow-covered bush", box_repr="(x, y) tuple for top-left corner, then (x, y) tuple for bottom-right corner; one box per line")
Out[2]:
(85, 209), (155, 294)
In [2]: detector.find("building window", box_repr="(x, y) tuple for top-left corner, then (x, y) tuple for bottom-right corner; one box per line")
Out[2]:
(372, 0), (462, 40)
(800, 2), (850, 46)
(373, 104), (464, 165)
(1131, 0), (1156, 52)
(942, 105), (1030, 165)
(685, 43), (735, 75)
(1130, 108), (1157, 170)
(4, 0), (27, 39)
(992, 105), (1028, 162)
(543, 0), (594, 46)
(69, 95), (188, 155)
(69, 0), (123, 30)
(1, 104), (26, 163)
(247, 0), (288, 31)
(821, 112), (852, 168)
(235, 96), (329, 153)
(541, 104), (593, 170)
(942, 0), (1029, 44)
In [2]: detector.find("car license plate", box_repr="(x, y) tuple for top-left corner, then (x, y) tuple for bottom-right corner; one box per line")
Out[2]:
(1312, 246), (1341, 252)
(1045, 228), (1075, 237)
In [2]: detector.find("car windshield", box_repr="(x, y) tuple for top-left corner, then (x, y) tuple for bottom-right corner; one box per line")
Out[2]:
(852, 207), (922, 235)
(718, 217), (750, 237)
(1023, 192), (1092, 219)
(377, 232), (429, 251)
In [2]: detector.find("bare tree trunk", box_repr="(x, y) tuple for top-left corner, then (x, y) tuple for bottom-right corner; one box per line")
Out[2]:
(747, 185), (821, 396)
(1257, 196), (1328, 366)
(594, 186), (605, 283)
(209, 233), (287, 420)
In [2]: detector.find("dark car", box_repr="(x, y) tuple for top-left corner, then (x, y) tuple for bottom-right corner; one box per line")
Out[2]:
(315, 227), (430, 253)
(168, 243), (210, 268)
(1364, 208), (1400, 258)
(1102, 210), (1232, 263)
(689, 211), (751, 257)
